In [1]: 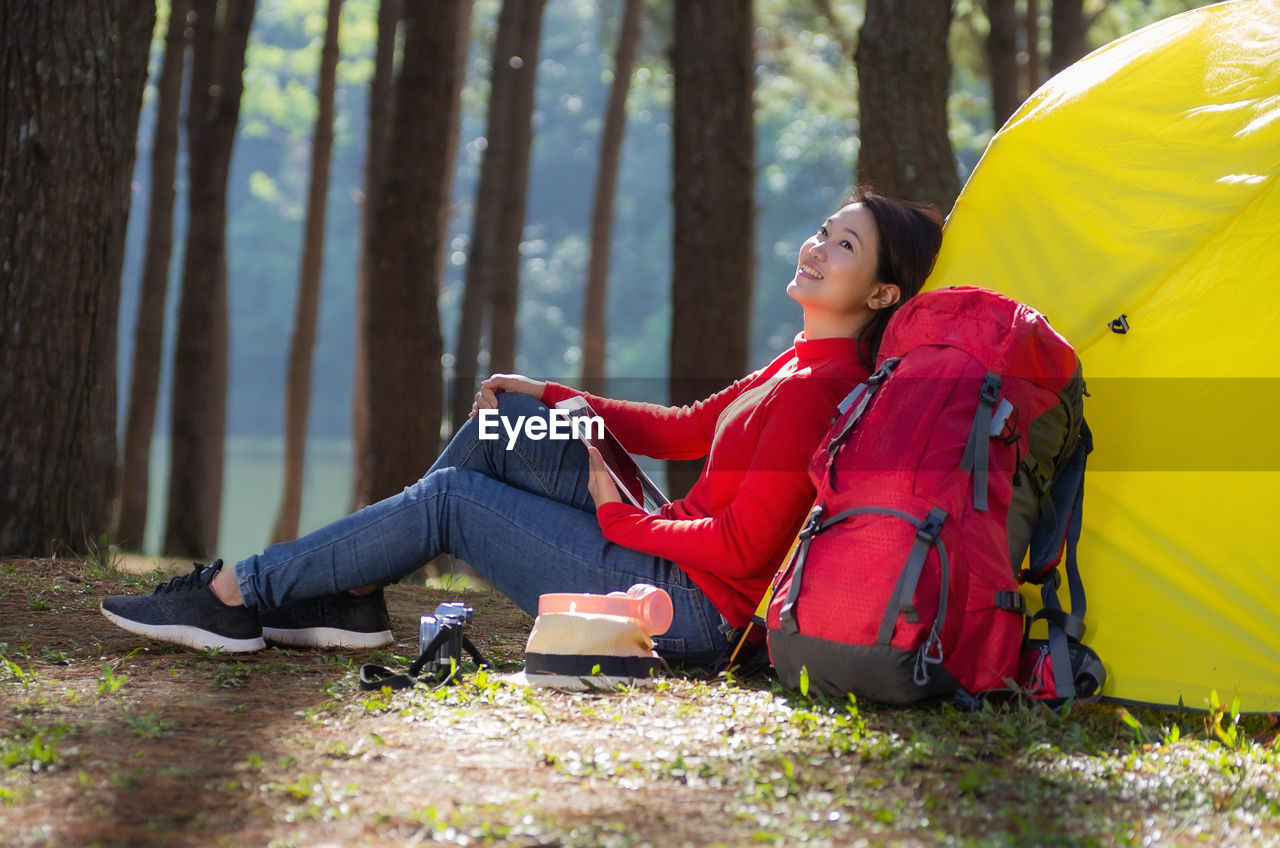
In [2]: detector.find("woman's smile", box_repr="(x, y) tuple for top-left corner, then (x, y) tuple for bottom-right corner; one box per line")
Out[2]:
(793, 261), (824, 280)
(797, 260), (825, 280)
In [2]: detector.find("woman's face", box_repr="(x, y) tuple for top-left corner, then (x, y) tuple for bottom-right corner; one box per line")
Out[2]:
(786, 203), (897, 323)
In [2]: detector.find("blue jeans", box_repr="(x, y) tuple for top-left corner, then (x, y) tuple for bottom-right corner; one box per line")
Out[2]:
(234, 392), (732, 661)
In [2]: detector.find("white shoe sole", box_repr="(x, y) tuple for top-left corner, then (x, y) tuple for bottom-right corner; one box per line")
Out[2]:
(262, 626), (393, 649)
(101, 607), (266, 653)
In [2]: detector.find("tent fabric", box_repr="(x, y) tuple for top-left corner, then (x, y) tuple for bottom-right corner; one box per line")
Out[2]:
(930, 0), (1280, 711)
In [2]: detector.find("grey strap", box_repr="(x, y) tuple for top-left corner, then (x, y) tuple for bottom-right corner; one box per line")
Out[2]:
(914, 538), (950, 686)
(960, 373), (1001, 512)
(778, 504), (923, 636)
(826, 358), (901, 460)
(777, 534), (814, 636)
(837, 383), (867, 416)
(878, 507), (948, 646)
(777, 504), (826, 635)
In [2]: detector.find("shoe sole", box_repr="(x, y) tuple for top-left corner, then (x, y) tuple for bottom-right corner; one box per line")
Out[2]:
(263, 626), (394, 649)
(101, 607), (266, 653)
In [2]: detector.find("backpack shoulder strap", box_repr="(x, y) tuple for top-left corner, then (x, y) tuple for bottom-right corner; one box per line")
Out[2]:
(1028, 419), (1093, 698)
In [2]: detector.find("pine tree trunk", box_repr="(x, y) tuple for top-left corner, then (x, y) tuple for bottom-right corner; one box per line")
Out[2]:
(271, 0), (342, 545)
(668, 1), (755, 498)
(1025, 0), (1041, 93)
(163, 0), (256, 558)
(117, 0), (191, 551)
(856, 0), (958, 210)
(0, 0), (154, 555)
(366, 0), (472, 502)
(349, 0), (401, 514)
(449, 0), (546, 434)
(486, 0), (546, 377)
(1050, 0), (1088, 73)
(580, 0), (642, 397)
(986, 0), (1020, 129)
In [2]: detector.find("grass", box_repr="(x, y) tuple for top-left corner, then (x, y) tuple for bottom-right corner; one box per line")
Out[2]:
(0, 555), (1276, 846)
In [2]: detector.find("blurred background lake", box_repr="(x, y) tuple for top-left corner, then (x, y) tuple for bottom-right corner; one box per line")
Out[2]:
(138, 436), (352, 559)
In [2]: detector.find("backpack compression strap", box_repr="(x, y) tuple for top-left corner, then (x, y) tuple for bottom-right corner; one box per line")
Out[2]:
(959, 373), (1002, 512)
(825, 358), (901, 487)
(1028, 427), (1090, 698)
(776, 504), (951, 686)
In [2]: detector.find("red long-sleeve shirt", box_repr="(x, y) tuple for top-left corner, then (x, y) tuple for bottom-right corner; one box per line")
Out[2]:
(540, 333), (870, 627)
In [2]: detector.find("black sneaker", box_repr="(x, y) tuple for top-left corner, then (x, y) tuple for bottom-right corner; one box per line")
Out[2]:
(260, 588), (394, 649)
(100, 560), (266, 653)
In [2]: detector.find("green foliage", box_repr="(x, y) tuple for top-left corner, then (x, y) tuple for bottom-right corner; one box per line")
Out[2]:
(124, 711), (179, 738)
(3, 657), (38, 688)
(97, 662), (128, 696)
(1, 723), (67, 772)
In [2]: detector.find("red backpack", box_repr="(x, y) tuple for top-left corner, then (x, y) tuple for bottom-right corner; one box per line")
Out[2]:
(765, 286), (1104, 705)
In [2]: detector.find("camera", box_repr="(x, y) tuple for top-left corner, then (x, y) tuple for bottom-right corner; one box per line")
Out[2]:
(418, 602), (474, 674)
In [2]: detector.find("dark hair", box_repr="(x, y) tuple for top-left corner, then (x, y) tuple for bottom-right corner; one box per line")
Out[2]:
(848, 187), (945, 369)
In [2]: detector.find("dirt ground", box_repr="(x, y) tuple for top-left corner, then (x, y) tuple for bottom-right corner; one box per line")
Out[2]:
(2, 556), (1278, 848)
(0, 556), (543, 846)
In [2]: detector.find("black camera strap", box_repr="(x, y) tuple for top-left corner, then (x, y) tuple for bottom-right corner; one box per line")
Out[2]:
(358, 622), (488, 691)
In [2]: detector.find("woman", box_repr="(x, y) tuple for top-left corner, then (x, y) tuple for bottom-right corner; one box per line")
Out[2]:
(101, 189), (944, 663)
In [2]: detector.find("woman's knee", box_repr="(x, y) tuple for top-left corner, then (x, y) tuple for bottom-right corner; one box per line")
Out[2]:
(496, 390), (546, 419)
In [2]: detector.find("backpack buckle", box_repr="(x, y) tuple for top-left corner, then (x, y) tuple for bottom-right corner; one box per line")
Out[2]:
(916, 509), (945, 544)
(799, 504), (825, 540)
(979, 373), (1001, 406)
(995, 590), (1026, 613)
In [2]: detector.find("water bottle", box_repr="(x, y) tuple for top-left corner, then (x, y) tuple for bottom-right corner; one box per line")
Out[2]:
(537, 583), (674, 636)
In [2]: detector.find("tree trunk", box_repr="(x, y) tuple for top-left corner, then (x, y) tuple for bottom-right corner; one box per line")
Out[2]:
(349, 0), (401, 513)
(449, 0), (546, 434)
(986, 0), (1020, 129)
(669, 1), (755, 497)
(855, 0), (958, 210)
(580, 0), (642, 397)
(366, 0), (472, 502)
(1050, 0), (1088, 74)
(0, 0), (154, 555)
(271, 0), (342, 544)
(117, 0), (191, 551)
(1025, 0), (1041, 93)
(485, 0), (546, 378)
(163, 0), (256, 558)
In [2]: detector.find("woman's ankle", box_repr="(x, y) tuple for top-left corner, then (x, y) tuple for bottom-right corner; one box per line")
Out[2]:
(210, 565), (246, 607)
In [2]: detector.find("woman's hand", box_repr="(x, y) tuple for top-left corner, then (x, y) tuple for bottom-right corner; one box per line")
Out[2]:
(468, 373), (547, 418)
(586, 446), (622, 508)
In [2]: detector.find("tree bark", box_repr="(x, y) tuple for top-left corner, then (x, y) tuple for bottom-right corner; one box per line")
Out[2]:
(117, 0), (191, 551)
(986, 0), (1020, 129)
(449, 0), (546, 434)
(669, 1), (755, 497)
(855, 0), (958, 210)
(366, 0), (472, 503)
(485, 0), (546, 378)
(0, 0), (154, 555)
(349, 0), (401, 513)
(271, 0), (342, 545)
(580, 0), (642, 397)
(1050, 0), (1088, 74)
(1025, 0), (1041, 93)
(163, 0), (256, 558)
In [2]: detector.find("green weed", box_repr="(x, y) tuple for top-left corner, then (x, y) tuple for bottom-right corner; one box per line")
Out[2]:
(98, 662), (128, 696)
(124, 712), (178, 739)
(2, 657), (38, 688)
(1, 723), (67, 772)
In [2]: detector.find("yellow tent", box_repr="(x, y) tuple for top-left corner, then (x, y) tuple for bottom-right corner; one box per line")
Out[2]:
(932, 0), (1280, 711)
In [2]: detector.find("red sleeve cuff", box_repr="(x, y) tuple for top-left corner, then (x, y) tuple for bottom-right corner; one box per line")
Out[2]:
(539, 381), (580, 406)
(595, 500), (644, 527)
